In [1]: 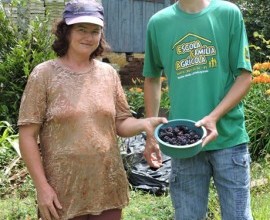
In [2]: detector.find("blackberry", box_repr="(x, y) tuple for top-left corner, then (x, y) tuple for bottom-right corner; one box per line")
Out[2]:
(166, 132), (174, 138)
(166, 126), (173, 133)
(158, 124), (202, 146)
(159, 131), (167, 138)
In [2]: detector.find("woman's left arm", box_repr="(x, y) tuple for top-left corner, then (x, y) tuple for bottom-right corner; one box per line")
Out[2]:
(116, 117), (167, 138)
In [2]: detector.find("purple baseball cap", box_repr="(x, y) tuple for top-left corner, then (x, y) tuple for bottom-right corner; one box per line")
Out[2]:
(63, 0), (104, 27)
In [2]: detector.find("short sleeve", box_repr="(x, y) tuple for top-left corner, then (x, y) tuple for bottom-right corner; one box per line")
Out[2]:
(114, 71), (132, 120)
(143, 18), (164, 78)
(229, 7), (252, 76)
(17, 66), (47, 126)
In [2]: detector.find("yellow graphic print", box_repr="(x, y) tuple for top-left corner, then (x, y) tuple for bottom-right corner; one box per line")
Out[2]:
(244, 46), (250, 61)
(172, 33), (217, 77)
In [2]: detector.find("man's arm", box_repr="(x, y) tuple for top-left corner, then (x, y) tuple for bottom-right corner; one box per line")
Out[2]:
(144, 77), (162, 117)
(143, 77), (163, 168)
(196, 70), (252, 146)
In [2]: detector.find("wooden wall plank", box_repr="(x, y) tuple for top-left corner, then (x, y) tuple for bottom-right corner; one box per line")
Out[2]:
(103, 0), (172, 53)
(104, 0), (120, 51)
(119, 0), (132, 52)
(133, 1), (144, 52)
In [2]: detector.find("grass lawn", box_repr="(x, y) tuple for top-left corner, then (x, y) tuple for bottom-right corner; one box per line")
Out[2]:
(0, 160), (269, 219)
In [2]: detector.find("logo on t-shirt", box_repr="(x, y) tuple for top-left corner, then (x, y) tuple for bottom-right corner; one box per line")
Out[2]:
(244, 46), (250, 62)
(172, 33), (217, 79)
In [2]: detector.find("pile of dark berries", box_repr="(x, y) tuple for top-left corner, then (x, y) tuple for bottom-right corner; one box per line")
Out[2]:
(158, 125), (201, 146)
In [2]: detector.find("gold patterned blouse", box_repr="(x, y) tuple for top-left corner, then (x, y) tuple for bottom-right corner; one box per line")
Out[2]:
(18, 59), (132, 219)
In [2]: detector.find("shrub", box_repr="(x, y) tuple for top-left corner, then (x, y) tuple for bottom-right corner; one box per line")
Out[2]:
(0, 5), (17, 61)
(125, 78), (145, 118)
(0, 8), (56, 127)
(0, 121), (18, 169)
(124, 77), (170, 118)
(236, 0), (270, 63)
(244, 61), (270, 160)
(248, 32), (270, 64)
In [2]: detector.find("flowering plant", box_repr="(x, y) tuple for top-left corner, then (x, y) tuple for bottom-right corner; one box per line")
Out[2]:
(252, 62), (270, 85)
(124, 77), (170, 118)
(244, 61), (270, 160)
(125, 78), (145, 118)
(160, 77), (170, 112)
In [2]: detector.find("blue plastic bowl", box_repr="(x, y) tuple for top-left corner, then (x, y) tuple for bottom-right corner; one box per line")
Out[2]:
(154, 119), (207, 159)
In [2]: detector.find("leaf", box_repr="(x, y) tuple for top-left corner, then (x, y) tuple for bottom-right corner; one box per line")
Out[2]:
(253, 31), (260, 37)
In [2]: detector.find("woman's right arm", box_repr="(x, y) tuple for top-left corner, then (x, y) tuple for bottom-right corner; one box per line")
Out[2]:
(19, 124), (62, 220)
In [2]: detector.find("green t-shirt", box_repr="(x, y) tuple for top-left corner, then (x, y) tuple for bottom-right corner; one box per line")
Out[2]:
(143, 0), (252, 150)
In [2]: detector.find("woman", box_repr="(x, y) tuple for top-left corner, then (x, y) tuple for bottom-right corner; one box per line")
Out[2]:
(18, 1), (167, 220)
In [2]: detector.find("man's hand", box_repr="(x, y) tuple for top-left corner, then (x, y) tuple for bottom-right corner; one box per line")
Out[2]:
(195, 115), (218, 147)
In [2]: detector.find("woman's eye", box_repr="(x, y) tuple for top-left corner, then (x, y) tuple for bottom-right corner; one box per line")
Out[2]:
(93, 30), (101, 34)
(77, 28), (86, 33)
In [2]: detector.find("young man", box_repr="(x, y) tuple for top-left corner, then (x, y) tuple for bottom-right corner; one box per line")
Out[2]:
(143, 0), (253, 219)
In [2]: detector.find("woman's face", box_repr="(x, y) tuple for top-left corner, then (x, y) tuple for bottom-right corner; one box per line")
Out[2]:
(68, 23), (102, 57)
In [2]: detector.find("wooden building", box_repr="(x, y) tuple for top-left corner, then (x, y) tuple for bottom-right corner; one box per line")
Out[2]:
(2, 0), (175, 53)
(103, 0), (176, 53)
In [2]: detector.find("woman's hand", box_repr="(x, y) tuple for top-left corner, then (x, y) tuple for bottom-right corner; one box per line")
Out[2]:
(143, 117), (168, 168)
(143, 136), (163, 168)
(143, 117), (168, 136)
(37, 183), (62, 220)
(116, 116), (167, 167)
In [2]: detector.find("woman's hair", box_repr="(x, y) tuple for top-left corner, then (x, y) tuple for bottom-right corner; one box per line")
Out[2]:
(52, 19), (111, 60)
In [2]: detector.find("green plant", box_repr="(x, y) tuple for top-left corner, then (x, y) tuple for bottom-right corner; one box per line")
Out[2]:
(0, 5), (17, 61)
(123, 190), (174, 220)
(236, 0), (270, 63)
(160, 77), (170, 113)
(0, 196), (36, 220)
(125, 78), (145, 118)
(249, 32), (270, 63)
(0, 9), (56, 126)
(244, 84), (270, 160)
(244, 62), (270, 160)
(124, 77), (170, 118)
(0, 160), (270, 219)
(250, 156), (270, 219)
(0, 121), (18, 169)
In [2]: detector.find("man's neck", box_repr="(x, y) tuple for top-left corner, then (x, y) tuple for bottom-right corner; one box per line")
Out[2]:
(178, 0), (211, 13)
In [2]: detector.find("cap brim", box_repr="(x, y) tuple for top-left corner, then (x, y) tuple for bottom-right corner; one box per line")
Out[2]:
(65, 16), (104, 27)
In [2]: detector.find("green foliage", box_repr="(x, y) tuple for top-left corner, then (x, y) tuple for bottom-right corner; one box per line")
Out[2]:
(123, 190), (174, 220)
(250, 158), (270, 219)
(0, 120), (35, 215)
(236, 0), (270, 63)
(160, 78), (170, 112)
(1, 163), (269, 219)
(0, 196), (36, 220)
(0, 7), (17, 61)
(249, 32), (270, 63)
(244, 84), (270, 160)
(125, 77), (170, 118)
(0, 170), (36, 219)
(125, 78), (145, 118)
(0, 121), (18, 169)
(0, 9), (56, 126)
